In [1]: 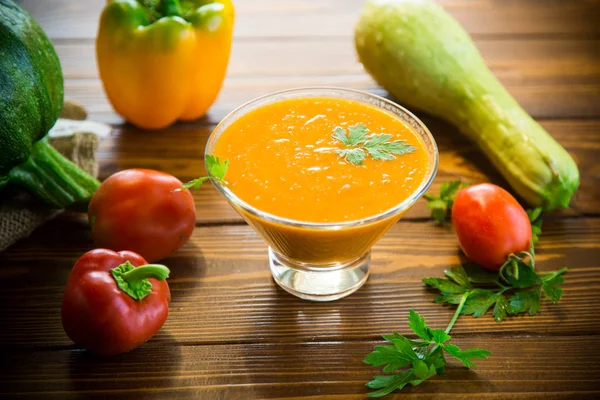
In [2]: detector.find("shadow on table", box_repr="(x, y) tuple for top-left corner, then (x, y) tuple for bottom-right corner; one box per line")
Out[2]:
(240, 279), (386, 398)
(66, 330), (182, 395)
(161, 240), (208, 300)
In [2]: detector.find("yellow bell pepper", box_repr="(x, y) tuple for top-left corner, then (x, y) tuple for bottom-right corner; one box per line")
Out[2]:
(96, 0), (234, 129)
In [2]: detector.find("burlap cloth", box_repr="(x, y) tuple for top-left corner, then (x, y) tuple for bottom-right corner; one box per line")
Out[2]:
(0, 101), (102, 252)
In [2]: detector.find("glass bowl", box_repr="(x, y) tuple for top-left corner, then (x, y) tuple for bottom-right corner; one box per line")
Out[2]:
(206, 87), (438, 301)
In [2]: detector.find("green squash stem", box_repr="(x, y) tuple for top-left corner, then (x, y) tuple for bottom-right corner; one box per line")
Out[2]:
(7, 138), (100, 209)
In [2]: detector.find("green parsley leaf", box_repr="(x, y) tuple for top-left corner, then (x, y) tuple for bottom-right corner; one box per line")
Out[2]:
(387, 335), (420, 359)
(332, 126), (351, 145)
(444, 265), (473, 289)
(442, 344), (491, 368)
(460, 289), (498, 318)
(441, 180), (463, 198)
(347, 124), (371, 146)
(540, 267), (567, 303)
(425, 256), (566, 322)
(408, 310), (432, 342)
(336, 148), (367, 165)
(423, 278), (467, 294)
(509, 287), (542, 316)
(462, 263), (499, 284)
(428, 346), (446, 375)
(426, 200), (449, 224)
(411, 359), (437, 385)
(364, 135), (417, 160)
(366, 370), (414, 397)
(423, 180), (470, 223)
(362, 133), (393, 148)
(206, 155), (229, 181)
(492, 295), (511, 323)
(177, 155), (229, 192)
(379, 139), (417, 156)
(364, 335), (418, 373)
(366, 374), (399, 389)
(365, 346), (414, 373)
(433, 292), (465, 305)
(332, 124), (369, 147)
(430, 329), (452, 345)
(364, 311), (489, 397)
(332, 124), (416, 166)
(542, 280), (564, 303)
(383, 331), (413, 345)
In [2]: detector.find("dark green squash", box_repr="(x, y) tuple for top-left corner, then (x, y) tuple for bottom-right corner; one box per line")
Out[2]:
(0, 0), (99, 208)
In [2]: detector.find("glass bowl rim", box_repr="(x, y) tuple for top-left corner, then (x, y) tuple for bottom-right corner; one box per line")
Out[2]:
(205, 86), (439, 230)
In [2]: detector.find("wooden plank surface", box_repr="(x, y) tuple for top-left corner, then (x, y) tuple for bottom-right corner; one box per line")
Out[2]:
(3, 0), (600, 398)
(3, 337), (600, 399)
(1, 217), (598, 347)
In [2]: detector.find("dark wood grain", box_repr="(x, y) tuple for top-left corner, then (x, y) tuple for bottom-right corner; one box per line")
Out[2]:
(1, 217), (598, 348)
(3, 0), (600, 398)
(2, 337), (600, 399)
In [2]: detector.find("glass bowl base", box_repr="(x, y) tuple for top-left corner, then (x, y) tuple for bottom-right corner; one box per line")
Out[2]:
(268, 248), (370, 301)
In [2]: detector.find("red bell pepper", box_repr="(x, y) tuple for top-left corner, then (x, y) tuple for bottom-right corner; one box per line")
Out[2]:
(61, 249), (171, 355)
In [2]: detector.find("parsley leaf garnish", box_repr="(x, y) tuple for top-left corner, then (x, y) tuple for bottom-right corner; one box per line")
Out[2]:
(175, 155), (229, 192)
(332, 124), (416, 166)
(336, 148), (367, 166)
(364, 309), (491, 397)
(508, 287), (542, 316)
(333, 125), (369, 146)
(423, 180), (470, 223)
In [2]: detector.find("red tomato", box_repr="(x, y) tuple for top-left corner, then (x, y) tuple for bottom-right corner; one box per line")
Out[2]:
(61, 249), (171, 355)
(451, 183), (532, 270)
(88, 169), (196, 262)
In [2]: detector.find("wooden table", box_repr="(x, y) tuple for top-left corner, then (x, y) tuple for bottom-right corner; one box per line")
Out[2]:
(2, 0), (600, 398)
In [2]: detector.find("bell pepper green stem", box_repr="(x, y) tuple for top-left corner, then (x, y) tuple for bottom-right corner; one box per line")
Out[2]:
(111, 261), (170, 301)
(162, 0), (182, 17)
(7, 138), (100, 209)
(122, 264), (171, 281)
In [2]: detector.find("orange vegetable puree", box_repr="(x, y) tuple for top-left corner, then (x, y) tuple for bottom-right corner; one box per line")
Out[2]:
(213, 97), (429, 223)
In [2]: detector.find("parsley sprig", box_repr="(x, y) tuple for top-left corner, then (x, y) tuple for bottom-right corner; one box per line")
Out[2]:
(423, 210), (566, 322)
(175, 155), (229, 192)
(332, 124), (417, 166)
(424, 262), (567, 322)
(423, 180), (470, 223)
(365, 208), (566, 396)
(364, 307), (491, 397)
